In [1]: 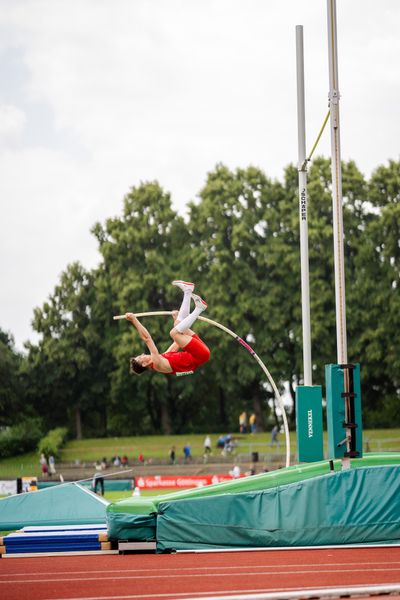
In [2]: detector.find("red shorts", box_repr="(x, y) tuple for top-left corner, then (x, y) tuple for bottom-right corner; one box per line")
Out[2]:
(162, 334), (211, 374)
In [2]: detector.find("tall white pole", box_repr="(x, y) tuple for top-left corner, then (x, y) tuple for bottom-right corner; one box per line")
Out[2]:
(296, 25), (312, 387)
(327, 0), (347, 365)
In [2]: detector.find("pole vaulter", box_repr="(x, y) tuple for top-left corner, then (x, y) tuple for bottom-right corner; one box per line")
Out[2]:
(114, 310), (291, 467)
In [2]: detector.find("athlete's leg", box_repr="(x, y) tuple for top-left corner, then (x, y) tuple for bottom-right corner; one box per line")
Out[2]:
(171, 310), (195, 337)
(172, 281), (194, 322)
(175, 294), (206, 333)
(170, 294), (207, 348)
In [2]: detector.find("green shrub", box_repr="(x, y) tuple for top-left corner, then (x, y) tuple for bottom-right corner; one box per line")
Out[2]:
(38, 427), (68, 459)
(0, 418), (43, 458)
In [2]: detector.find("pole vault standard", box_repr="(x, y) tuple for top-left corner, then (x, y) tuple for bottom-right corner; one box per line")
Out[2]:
(325, 0), (362, 466)
(327, 0), (347, 366)
(294, 26), (324, 463)
(296, 25), (312, 387)
(114, 311), (291, 468)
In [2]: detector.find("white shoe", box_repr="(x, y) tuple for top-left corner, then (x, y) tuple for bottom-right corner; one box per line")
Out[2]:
(172, 280), (195, 293)
(192, 293), (207, 311)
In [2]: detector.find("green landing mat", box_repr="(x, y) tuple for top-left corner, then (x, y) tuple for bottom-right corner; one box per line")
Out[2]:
(157, 465), (400, 551)
(107, 453), (400, 541)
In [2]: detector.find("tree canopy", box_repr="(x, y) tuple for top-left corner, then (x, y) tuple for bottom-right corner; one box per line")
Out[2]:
(2, 158), (399, 437)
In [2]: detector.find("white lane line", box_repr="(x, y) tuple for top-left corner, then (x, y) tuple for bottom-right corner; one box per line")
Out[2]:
(36, 583), (400, 600)
(177, 543), (400, 553)
(184, 584), (400, 600)
(1, 561), (399, 578)
(1, 566), (400, 585)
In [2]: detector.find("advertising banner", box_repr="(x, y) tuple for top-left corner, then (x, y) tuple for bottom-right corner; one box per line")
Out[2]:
(0, 480), (17, 496)
(135, 474), (244, 489)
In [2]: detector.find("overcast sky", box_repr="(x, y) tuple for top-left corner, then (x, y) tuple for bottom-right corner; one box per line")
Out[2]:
(1, 0), (399, 350)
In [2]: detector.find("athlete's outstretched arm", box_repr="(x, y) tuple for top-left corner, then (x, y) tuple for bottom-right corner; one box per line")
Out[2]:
(125, 313), (172, 373)
(125, 313), (159, 355)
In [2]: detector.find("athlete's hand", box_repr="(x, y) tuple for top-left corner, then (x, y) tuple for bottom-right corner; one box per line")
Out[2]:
(125, 312), (136, 322)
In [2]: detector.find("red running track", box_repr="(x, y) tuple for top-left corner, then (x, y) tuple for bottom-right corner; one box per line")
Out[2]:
(0, 546), (399, 600)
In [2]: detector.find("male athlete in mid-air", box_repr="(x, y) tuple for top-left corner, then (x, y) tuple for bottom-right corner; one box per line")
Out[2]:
(126, 281), (210, 375)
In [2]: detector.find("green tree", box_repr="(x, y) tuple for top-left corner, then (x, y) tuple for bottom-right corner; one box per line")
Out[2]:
(92, 181), (192, 434)
(0, 329), (25, 426)
(187, 164), (288, 430)
(352, 160), (400, 425)
(21, 158), (400, 435)
(26, 263), (108, 438)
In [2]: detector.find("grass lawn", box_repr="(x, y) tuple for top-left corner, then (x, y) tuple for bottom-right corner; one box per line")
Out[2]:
(103, 488), (178, 502)
(51, 429), (400, 462)
(0, 429), (399, 479)
(60, 433), (230, 462)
